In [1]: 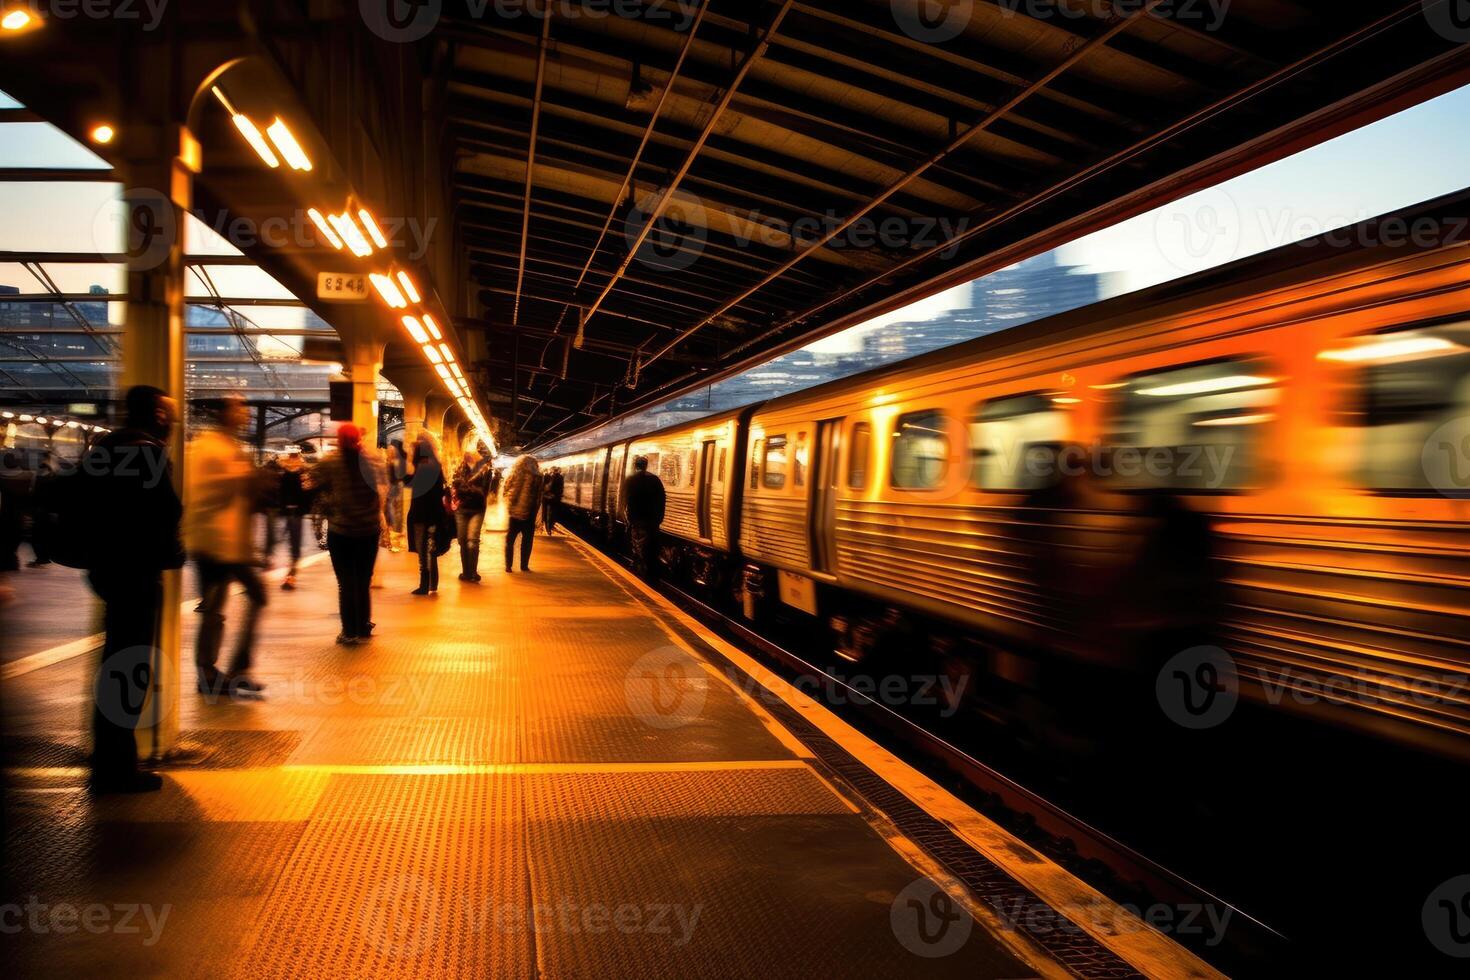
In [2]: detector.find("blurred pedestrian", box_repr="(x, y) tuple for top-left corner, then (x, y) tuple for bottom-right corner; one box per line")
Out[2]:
(185, 394), (265, 697)
(275, 448), (310, 589)
(407, 429), (449, 596)
(503, 455), (542, 573)
(26, 454), (56, 566)
(309, 424), (387, 644)
(79, 385), (184, 792)
(542, 465), (565, 535)
(622, 455), (666, 579)
(452, 448), (492, 582)
(385, 438), (407, 552)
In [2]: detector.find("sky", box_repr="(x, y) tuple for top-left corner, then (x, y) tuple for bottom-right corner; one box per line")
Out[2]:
(809, 82), (1470, 353)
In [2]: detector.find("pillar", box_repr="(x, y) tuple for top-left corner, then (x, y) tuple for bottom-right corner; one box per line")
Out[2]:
(345, 339), (385, 450)
(120, 126), (194, 759)
(400, 387), (427, 452)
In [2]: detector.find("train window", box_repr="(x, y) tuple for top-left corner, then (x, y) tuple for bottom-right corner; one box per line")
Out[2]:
(890, 411), (950, 490)
(794, 431), (808, 488)
(970, 393), (1072, 491)
(689, 450), (698, 487)
(1107, 358), (1277, 491)
(848, 423), (871, 489)
(751, 439), (762, 488)
(717, 448), (726, 483)
(763, 435), (789, 489)
(642, 452), (660, 481)
(1321, 322), (1470, 494)
(660, 452), (682, 487)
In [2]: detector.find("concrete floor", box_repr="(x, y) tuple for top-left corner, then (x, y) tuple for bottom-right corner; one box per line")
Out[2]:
(0, 527), (1070, 979)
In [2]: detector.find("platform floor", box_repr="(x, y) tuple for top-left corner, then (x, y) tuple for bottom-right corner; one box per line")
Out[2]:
(1, 527), (1194, 979)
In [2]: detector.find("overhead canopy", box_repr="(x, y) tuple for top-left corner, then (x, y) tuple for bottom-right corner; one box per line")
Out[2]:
(2, 0), (1467, 448)
(442, 0), (1469, 443)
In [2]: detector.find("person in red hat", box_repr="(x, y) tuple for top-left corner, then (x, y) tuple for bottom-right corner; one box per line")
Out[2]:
(307, 423), (388, 644)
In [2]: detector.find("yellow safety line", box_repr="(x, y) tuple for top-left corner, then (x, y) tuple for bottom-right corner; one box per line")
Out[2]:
(7, 760), (814, 780)
(567, 534), (1227, 980)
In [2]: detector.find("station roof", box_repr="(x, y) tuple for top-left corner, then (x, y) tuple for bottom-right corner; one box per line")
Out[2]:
(2, 1), (1467, 447)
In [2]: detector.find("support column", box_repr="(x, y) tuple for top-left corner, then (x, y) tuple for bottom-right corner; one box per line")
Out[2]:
(400, 388), (427, 451)
(345, 339), (385, 449)
(120, 127), (194, 760)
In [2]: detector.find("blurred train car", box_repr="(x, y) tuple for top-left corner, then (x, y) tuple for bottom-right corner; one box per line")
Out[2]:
(551, 193), (1470, 759)
(545, 194), (1470, 961)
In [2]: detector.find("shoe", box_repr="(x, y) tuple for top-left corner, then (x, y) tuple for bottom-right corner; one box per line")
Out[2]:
(505, 565), (513, 574)
(230, 674), (267, 692)
(470, 574), (482, 583)
(520, 565), (531, 573)
(87, 770), (162, 794)
(282, 575), (296, 591)
(197, 669), (227, 695)
(336, 632), (359, 646)
(458, 573), (472, 581)
(412, 587), (429, 596)
(27, 559), (52, 567)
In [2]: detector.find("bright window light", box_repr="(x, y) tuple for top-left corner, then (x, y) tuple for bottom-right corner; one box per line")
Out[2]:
(422, 314), (442, 340)
(330, 212), (373, 257)
(232, 115), (280, 168)
(370, 273), (407, 308)
(395, 271), (420, 303)
(1136, 375), (1274, 398)
(423, 344), (442, 364)
(438, 343), (454, 363)
(358, 209), (389, 249)
(1318, 335), (1461, 364)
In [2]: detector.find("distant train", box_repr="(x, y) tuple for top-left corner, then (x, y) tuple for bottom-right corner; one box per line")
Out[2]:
(546, 193), (1470, 762)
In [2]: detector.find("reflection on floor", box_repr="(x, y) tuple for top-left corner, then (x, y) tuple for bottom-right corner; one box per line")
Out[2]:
(3, 530), (1055, 979)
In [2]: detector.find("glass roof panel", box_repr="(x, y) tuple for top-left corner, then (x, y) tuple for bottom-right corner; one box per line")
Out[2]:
(0, 122), (111, 170)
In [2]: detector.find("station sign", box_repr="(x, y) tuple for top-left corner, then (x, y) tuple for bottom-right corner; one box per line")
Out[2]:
(317, 272), (370, 302)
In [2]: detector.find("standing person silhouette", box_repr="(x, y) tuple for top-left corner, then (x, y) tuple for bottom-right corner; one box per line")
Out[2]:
(82, 385), (184, 792)
(622, 456), (666, 580)
(406, 430), (448, 596)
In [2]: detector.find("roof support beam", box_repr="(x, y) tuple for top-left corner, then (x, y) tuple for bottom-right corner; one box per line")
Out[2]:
(638, 0), (1167, 374)
(579, 0), (795, 329)
(512, 10), (553, 328)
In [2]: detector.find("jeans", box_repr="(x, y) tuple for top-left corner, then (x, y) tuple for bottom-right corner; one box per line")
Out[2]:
(328, 531), (379, 637)
(412, 521), (439, 591)
(195, 558), (266, 676)
(506, 516), (536, 570)
(268, 506), (304, 570)
(88, 569), (161, 777)
(456, 509), (485, 577)
(542, 498), (560, 533)
(630, 522), (659, 579)
(385, 485), (404, 534)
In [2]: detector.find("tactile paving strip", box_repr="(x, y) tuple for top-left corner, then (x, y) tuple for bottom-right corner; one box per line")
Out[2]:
(288, 716), (521, 766)
(231, 773), (530, 979)
(522, 767), (851, 821)
(599, 563), (1146, 980)
(525, 812), (1033, 979)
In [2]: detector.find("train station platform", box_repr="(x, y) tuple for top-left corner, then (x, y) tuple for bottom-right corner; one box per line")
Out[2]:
(1, 530), (1218, 979)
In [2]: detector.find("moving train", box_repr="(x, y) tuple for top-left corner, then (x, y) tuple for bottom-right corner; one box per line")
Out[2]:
(547, 193), (1470, 959)
(548, 191), (1470, 767)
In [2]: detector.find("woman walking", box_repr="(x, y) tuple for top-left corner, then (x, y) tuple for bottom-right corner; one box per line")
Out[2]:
(407, 429), (449, 596)
(309, 424), (387, 645)
(452, 448), (493, 582)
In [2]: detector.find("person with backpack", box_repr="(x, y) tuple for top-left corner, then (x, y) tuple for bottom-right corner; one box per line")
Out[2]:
(73, 385), (184, 793)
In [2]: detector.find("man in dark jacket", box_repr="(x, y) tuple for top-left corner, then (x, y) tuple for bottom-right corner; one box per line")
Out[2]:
(622, 456), (666, 579)
(542, 466), (565, 535)
(79, 385), (185, 793)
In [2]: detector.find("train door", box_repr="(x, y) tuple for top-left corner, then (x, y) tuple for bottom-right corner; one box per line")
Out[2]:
(696, 439), (716, 539)
(810, 419), (842, 574)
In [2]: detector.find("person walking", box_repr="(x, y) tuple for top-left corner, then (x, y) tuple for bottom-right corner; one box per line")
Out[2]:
(185, 394), (266, 697)
(622, 455), (666, 580)
(276, 448), (310, 589)
(308, 424), (387, 644)
(503, 454), (543, 573)
(26, 455), (56, 567)
(452, 448), (492, 582)
(385, 439), (408, 552)
(542, 465), (565, 535)
(79, 385), (184, 792)
(407, 429), (449, 596)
